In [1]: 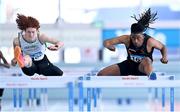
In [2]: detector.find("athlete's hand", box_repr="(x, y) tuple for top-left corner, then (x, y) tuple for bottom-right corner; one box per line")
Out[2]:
(0, 51), (3, 58)
(160, 57), (168, 64)
(107, 45), (116, 51)
(47, 45), (59, 51)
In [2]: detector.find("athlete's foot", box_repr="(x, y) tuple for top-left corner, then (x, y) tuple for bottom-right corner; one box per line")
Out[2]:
(14, 46), (25, 68)
(149, 72), (157, 80)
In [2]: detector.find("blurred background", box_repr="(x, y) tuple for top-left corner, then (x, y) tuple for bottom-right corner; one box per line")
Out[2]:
(0, 0), (180, 111)
(0, 0), (180, 67)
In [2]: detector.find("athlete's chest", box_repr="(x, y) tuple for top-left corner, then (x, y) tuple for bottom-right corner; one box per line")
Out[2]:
(22, 41), (41, 51)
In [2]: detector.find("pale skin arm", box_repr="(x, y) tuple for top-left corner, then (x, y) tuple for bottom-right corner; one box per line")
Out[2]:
(39, 33), (64, 51)
(147, 37), (168, 64)
(103, 35), (130, 51)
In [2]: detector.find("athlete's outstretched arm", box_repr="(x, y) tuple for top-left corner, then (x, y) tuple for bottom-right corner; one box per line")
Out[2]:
(39, 33), (64, 51)
(148, 38), (168, 64)
(0, 51), (10, 68)
(103, 35), (129, 51)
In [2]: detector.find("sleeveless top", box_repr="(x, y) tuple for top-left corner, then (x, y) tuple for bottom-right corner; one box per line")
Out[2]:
(126, 33), (154, 63)
(18, 32), (46, 61)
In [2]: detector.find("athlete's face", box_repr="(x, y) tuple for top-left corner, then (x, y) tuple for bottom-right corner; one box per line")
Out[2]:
(24, 27), (37, 42)
(130, 33), (144, 47)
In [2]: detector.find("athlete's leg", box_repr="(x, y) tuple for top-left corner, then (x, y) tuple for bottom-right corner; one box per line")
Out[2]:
(14, 46), (36, 76)
(97, 60), (132, 76)
(14, 46), (25, 67)
(97, 64), (120, 76)
(23, 55), (32, 67)
(21, 63), (38, 76)
(37, 55), (63, 76)
(41, 64), (63, 76)
(138, 57), (156, 79)
(14, 46), (32, 68)
(138, 57), (153, 75)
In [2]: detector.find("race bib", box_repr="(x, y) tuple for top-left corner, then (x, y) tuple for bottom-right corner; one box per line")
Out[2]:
(32, 52), (44, 61)
(130, 55), (144, 63)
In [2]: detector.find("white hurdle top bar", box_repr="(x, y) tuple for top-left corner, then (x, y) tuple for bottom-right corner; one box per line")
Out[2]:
(0, 76), (80, 88)
(82, 80), (180, 88)
(0, 75), (177, 88)
(82, 75), (178, 88)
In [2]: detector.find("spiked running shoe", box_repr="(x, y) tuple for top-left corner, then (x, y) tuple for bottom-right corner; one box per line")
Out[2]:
(14, 46), (25, 68)
(149, 72), (157, 80)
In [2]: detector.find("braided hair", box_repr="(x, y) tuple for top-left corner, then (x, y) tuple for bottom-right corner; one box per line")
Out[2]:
(16, 14), (40, 31)
(130, 8), (158, 34)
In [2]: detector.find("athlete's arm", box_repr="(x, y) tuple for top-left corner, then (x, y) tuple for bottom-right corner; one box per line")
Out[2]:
(147, 37), (168, 64)
(103, 35), (129, 51)
(0, 51), (10, 68)
(39, 33), (64, 51)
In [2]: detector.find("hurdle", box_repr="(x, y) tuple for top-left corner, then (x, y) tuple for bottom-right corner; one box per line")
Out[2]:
(80, 75), (176, 112)
(0, 75), (80, 112)
(27, 88), (39, 108)
(11, 73), (23, 110)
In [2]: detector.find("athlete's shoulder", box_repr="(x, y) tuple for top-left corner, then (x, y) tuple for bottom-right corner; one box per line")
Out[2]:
(39, 32), (46, 38)
(118, 35), (130, 38)
(118, 35), (130, 45)
(38, 33), (47, 43)
(146, 36), (160, 50)
(117, 35), (130, 41)
(147, 36), (156, 42)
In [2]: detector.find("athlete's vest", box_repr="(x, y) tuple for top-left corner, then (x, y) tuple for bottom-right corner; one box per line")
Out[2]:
(18, 32), (46, 61)
(127, 34), (154, 63)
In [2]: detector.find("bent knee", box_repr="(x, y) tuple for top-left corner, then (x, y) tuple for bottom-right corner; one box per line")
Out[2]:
(24, 55), (32, 67)
(25, 73), (34, 76)
(142, 57), (152, 64)
(59, 70), (63, 76)
(97, 71), (103, 76)
(52, 69), (63, 76)
(97, 70), (106, 76)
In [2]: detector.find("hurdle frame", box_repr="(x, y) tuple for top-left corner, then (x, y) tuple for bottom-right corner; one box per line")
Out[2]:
(80, 75), (176, 112)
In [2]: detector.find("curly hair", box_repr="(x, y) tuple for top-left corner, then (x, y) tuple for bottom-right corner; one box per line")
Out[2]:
(16, 14), (40, 30)
(131, 8), (158, 33)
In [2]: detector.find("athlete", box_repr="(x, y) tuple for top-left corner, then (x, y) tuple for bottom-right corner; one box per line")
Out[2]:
(97, 8), (168, 80)
(11, 14), (64, 76)
(0, 50), (10, 110)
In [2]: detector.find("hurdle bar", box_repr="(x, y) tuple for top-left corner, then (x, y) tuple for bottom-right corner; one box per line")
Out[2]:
(82, 79), (179, 88)
(81, 76), (176, 112)
(81, 76), (178, 88)
(0, 76), (80, 88)
(0, 75), (80, 112)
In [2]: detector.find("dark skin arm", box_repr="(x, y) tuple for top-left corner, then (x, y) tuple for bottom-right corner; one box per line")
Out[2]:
(0, 51), (10, 68)
(147, 37), (168, 64)
(104, 34), (168, 64)
(103, 35), (130, 51)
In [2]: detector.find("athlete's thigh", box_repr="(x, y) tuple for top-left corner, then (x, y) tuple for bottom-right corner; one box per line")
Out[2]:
(98, 64), (120, 76)
(41, 64), (63, 76)
(138, 57), (152, 73)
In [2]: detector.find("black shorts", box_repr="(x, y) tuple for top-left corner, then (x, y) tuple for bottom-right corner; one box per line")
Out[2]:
(0, 89), (4, 97)
(22, 55), (63, 76)
(117, 60), (146, 76)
